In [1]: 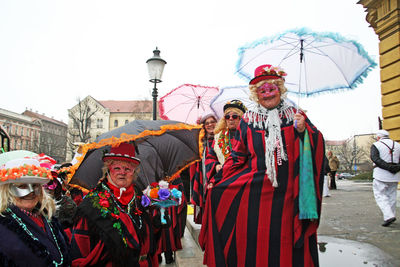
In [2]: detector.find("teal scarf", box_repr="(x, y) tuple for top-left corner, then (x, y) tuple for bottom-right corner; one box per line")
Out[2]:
(299, 129), (318, 219)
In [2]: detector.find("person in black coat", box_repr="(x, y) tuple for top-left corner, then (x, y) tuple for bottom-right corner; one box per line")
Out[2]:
(0, 157), (71, 266)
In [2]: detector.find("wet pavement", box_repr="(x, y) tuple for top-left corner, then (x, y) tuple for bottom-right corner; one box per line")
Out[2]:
(173, 179), (400, 266)
(317, 179), (400, 266)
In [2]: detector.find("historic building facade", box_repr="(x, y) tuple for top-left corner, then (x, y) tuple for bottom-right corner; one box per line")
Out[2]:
(23, 110), (68, 164)
(66, 96), (153, 161)
(0, 108), (41, 153)
(0, 108), (67, 163)
(358, 0), (400, 141)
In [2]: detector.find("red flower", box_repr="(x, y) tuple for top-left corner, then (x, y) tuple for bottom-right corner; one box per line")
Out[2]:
(99, 199), (110, 208)
(111, 213), (120, 219)
(169, 185), (179, 190)
(150, 182), (159, 188)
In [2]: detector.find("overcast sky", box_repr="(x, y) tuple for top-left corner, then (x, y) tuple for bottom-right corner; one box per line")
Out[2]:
(0, 0), (381, 140)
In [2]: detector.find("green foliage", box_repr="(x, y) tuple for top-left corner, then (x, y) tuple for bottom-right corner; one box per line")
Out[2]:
(349, 171), (373, 181)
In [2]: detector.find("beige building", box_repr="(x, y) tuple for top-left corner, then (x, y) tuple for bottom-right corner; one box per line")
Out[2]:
(67, 96), (153, 160)
(358, 0), (400, 141)
(326, 133), (375, 173)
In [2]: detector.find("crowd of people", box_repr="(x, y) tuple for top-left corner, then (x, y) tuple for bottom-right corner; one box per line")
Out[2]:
(0, 63), (398, 267)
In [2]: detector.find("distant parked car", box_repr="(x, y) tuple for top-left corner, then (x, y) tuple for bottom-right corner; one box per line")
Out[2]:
(338, 172), (354, 179)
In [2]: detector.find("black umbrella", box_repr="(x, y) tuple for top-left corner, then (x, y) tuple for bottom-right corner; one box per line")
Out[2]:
(67, 120), (202, 191)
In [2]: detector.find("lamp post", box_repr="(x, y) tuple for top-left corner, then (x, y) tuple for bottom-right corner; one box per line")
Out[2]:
(146, 47), (167, 120)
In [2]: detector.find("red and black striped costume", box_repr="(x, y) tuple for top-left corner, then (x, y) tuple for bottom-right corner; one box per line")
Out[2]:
(70, 181), (159, 267)
(190, 137), (214, 223)
(199, 107), (325, 267)
(157, 178), (187, 255)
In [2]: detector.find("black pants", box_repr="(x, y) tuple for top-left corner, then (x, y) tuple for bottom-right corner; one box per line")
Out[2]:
(329, 171), (337, 189)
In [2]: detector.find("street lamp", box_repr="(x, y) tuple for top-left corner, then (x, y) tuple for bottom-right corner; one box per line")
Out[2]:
(146, 47), (167, 120)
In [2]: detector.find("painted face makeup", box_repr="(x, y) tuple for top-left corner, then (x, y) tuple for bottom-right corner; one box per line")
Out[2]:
(257, 83), (279, 99)
(109, 162), (135, 176)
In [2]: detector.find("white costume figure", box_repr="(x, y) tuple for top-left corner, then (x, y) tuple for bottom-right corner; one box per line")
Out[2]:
(370, 129), (400, 227)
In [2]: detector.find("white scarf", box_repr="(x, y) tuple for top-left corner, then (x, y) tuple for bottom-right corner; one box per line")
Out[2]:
(243, 99), (296, 187)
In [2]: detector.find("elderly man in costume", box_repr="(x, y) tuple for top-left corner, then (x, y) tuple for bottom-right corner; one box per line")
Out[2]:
(190, 111), (218, 224)
(199, 64), (325, 266)
(205, 100), (247, 187)
(370, 129), (400, 227)
(0, 157), (71, 266)
(70, 142), (160, 266)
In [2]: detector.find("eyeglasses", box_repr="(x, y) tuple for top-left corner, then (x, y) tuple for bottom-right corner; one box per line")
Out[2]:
(205, 121), (217, 126)
(224, 114), (240, 120)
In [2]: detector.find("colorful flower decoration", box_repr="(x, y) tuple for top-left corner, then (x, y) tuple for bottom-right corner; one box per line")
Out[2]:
(141, 180), (182, 208)
(217, 129), (232, 160)
(142, 180), (182, 224)
(0, 164), (53, 182)
(262, 65), (287, 77)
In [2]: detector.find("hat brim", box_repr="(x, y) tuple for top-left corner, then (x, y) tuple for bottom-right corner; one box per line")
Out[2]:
(0, 176), (50, 186)
(249, 75), (282, 85)
(103, 155), (141, 165)
(223, 104), (246, 114)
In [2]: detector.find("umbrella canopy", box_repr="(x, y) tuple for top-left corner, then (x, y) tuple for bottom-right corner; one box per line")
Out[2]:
(209, 85), (256, 119)
(159, 84), (219, 124)
(67, 120), (203, 192)
(0, 150), (38, 167)
(236, 28), (377, 96)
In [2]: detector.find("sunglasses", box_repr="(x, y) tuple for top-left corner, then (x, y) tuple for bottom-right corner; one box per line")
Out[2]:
(224, 114), (240, 120)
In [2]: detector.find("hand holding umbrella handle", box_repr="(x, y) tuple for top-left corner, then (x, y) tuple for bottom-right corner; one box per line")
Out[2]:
(294, 112), (305, 133)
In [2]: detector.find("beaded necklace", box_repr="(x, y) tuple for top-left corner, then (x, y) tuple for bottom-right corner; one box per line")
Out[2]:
(101, 183), (143, 229)
(19, 208), (39, 218)
(6, 208), (64, 266)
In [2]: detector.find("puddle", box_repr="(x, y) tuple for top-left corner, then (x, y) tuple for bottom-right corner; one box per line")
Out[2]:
(318, 236), (396, 267)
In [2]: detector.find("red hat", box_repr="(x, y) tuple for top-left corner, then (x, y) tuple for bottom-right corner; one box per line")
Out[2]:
(249, 64), (287, 85)
(102, 142), (140, 165)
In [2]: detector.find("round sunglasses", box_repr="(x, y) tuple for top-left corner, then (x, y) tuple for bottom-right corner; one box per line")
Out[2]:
(224, 114), (240, 120)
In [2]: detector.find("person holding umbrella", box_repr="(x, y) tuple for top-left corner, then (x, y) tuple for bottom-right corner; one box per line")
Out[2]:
(0, 157), (71, 266)
(199, 64), (325, 266)
(190, 111), (218, 224)
(70, 142), (161, 266)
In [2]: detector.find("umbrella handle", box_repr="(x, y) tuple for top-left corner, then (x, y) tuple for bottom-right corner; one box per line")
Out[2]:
(160, 207), (167, 224)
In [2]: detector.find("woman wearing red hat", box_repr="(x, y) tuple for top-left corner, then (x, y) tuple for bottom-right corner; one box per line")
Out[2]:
(199, 64), (325, 266)
(0, 158), (71, 266)
(70, 142), (160, 267)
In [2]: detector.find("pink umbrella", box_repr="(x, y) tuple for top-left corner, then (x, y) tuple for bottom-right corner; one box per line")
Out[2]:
(159, 84), (219, 124)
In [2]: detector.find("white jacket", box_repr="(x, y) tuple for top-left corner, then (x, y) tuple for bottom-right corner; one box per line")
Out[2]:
(372, 138), (400, 182)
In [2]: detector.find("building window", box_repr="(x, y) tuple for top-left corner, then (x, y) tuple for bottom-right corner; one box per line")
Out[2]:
(114, 120), (118, 127)
(97, 119), (103, 129)
(125, 120), (129, 125)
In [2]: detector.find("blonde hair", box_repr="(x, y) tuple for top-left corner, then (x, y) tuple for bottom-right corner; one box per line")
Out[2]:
(249, 79), (287, 104)
(214, 107), (244, 134)
(0, 184), (56, 219)
(100, 159), (140, 184)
